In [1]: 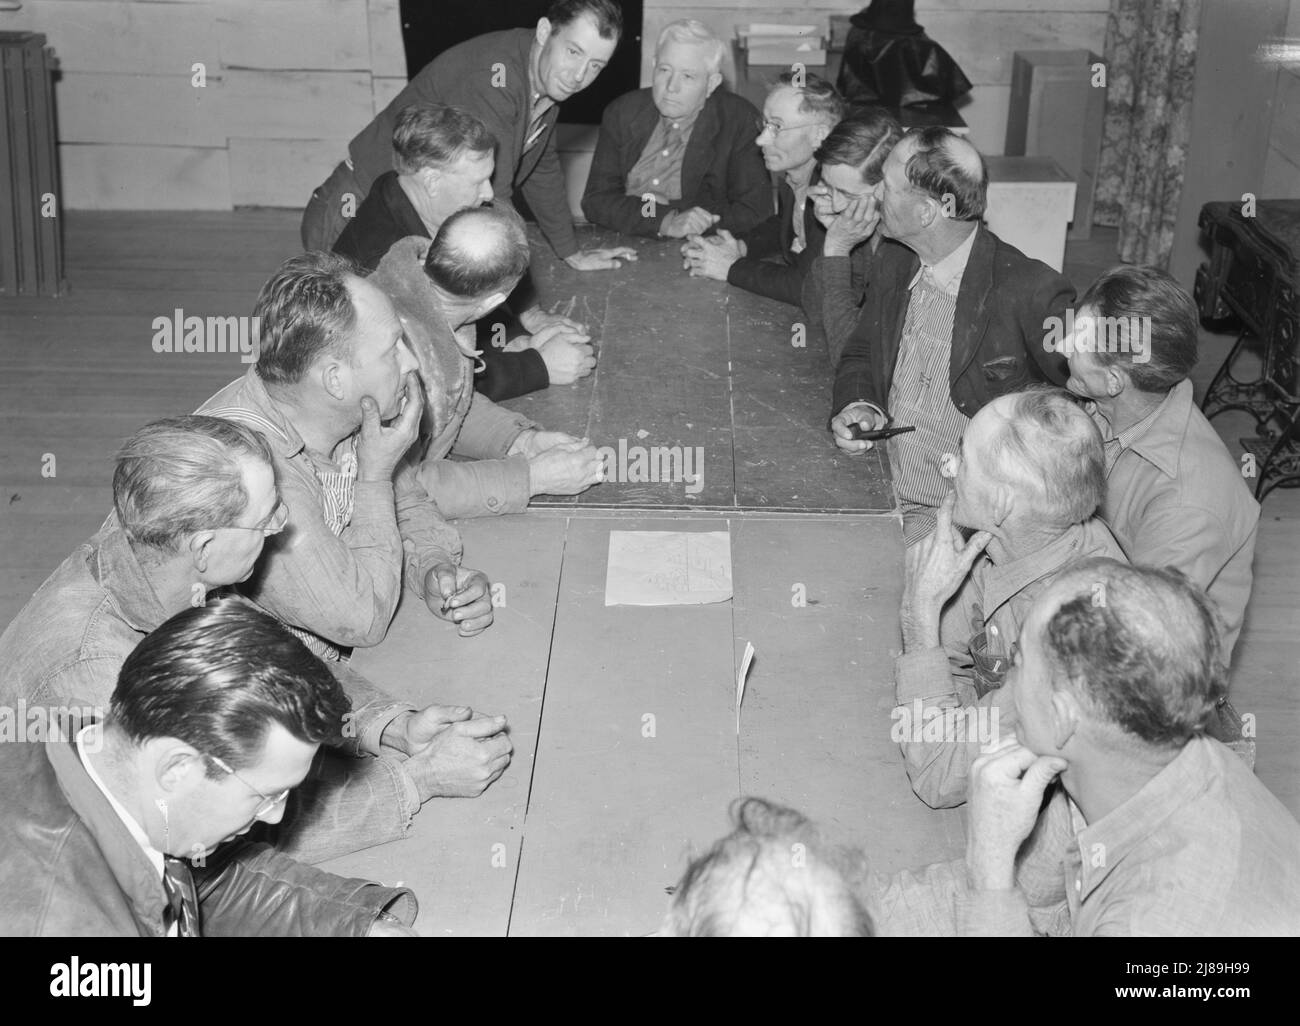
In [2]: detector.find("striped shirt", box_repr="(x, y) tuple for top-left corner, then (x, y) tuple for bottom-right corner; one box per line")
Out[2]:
(887, 228), (977, 545)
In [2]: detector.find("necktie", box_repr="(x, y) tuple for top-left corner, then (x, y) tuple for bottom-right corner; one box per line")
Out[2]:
(162, 856), (201, 937)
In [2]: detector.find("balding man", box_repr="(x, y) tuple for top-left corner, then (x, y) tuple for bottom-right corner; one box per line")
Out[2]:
(582, 19), (769, 239)
(371, 206), (604, 517)
(680, 72), (845, 306)
(819, 127), (1075, 545)
(894, 388), (1125, 809)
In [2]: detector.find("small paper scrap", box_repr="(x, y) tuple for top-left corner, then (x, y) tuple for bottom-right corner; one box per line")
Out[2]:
(604, 530), (732, 606)
(735, 642), (756, 734)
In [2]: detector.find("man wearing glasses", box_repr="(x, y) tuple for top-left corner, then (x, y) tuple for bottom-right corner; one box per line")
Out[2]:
(0, 416), (507, 866)
(680, 72), (845, 306)
(0, 599), (420, 936)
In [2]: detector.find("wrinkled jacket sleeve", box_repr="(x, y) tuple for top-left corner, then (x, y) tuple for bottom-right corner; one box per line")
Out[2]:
(716, 112), (774, 235)
(327, 659), (413, 757)
(581, 98), (667, 236)
(805, 252), (869, 368)
(394, 458), (462, 598)
(196, 841), (417, 937)
(475, 338), (550, 402)
(893, 646), (1017, 809)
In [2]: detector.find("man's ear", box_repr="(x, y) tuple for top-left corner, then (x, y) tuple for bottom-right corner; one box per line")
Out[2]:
(473, 292), (509, 321)
(916, 196), (939, 229)
(187, 530), (216, 576)
(152, 740), (204, 796)
(811, 121), (832, 149)
(1105, 363), (1128, 398)
(320, 359), (346, 403)
(1049, 687), (1081, 752)
(989, 482), (1016, 528)
(705, 71), (723, 97)
(536, 17), (552, 47)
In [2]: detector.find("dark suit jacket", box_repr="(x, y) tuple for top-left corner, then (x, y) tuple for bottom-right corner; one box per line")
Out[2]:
(332, 172), (549, 401)
(829, 224), (1075, 417)
(728, 177), (827, 307)
(581, 88), (771, 237)
(346, 29), (577, 258)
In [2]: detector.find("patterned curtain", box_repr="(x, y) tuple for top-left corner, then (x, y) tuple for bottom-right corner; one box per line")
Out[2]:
(1093, 0), (1201, 268)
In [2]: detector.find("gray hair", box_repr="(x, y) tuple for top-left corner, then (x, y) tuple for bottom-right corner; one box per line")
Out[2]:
(984, 387), (1105, 526)
(655, 19), (725, 75)
(113, 416), (273, 554)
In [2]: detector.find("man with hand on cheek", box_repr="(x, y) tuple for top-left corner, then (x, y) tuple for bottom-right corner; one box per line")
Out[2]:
(958, 560), (1300, 936)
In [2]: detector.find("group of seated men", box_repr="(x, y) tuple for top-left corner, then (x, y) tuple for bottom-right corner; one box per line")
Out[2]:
(1, 0), (1297, 936)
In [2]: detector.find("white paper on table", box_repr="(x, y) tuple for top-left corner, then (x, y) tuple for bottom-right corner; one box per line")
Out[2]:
(604, 530), (732, 606)
(735, 642), (756, 734)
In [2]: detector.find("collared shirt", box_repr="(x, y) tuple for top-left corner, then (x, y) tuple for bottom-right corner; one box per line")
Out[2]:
(887, 228), (979, 546)
(785, 164), (816, 255)
(894, 517), (1127, 809)
(1088, 379), (1259, 657)
(76, 724), (177, 937)
(197, 369), (462, 660)
(955, 737), (1300, 935)
(624, 105), (702, 204)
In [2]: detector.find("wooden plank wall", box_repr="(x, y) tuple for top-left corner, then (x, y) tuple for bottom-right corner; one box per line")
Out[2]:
(1263, 0), (1300, 196)
(0, 0), (406, 209)
(641, 0), (1109, 158)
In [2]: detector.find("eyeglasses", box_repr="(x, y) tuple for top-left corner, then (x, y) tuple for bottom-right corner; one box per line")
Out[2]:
(758, 118), (820, 136)
(216, 500), (289, 536)
(206, 754), (292, 819)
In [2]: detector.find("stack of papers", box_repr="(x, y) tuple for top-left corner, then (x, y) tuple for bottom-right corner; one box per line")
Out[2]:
(737, 23), (828, 64)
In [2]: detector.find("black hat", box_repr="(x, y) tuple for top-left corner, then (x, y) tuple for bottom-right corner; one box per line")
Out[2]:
(851, 0), (924, 36)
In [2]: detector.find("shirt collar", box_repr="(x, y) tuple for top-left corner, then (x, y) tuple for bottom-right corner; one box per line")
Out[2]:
(1073, 736), (1213, 900)
(907, 223), (978, 293)
(77, 723), (166, 879)
(201, 368), (306, 461)
(93, 521), (173, 633)
(1094, 379), (1193, 480)
(977, 520), (1107, 622)
(659, 104), (702, 134)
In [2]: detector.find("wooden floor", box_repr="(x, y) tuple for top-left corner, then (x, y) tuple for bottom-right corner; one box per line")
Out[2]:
(1, 212), (1297, 931)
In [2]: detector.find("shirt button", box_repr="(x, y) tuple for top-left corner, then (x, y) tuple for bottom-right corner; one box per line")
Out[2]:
(652, 178), (659, 186)
(488, 497), (499, 509)
(1075, 878), (1082, 891)
(662, 149), (669, 156)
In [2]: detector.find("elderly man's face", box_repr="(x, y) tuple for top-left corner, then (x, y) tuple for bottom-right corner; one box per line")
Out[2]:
(651, 39), (720, 120)
(1063, 306), (1115, 402)
(170, 724), (319, 859)
(423, 150), (494, 232)
(536, 14), (617, 103)
(876, 136), (929, 242)
(940, 397), (1014, 531)
(206, 459), (281, 586)
(340, 277), (420, 422)
(755, 86), (828, 174)
(1009, 590), (1068, 757)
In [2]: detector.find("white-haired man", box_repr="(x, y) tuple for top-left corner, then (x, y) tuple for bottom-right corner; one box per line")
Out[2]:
(582, 19), (770, 239)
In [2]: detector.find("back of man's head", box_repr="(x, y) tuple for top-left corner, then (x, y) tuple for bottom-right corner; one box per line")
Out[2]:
(423, 204), (530, 303)
(548, 0), (623, 39)
(664, 798), (873, 937)
(254, 251), (361, 387)
(815, 107), (903, 185)
(1078, 264), (1199, 394)
(984, 387), (1105, 527)
(1041, 559), (1225, 748)
(114, 415), (273, 556)
(774, 70), (846, 128)
(900, 126), (987, 221)
(107, 598), (349, 776)
(392, 103), (497, 177)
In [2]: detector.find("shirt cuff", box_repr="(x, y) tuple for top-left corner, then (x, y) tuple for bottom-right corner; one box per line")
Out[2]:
(895, 647), (959, 705)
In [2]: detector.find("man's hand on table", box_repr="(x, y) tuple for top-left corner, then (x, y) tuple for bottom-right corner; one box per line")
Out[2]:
(829, 401), (888, 454)
(900, 492), (990, 651)
(510, 427), (605, 495)
(355, 371), (423, 482)
(680, 230), (744, 280)
(518, 304), (586, 336)
(384, 705), (513, 800)
(424, 562), (494, 636)
(528, 322), (596, 384)
(660, 206), (719, 239)
(565, 247), (638, 271)
(967, 735), (1067, 891)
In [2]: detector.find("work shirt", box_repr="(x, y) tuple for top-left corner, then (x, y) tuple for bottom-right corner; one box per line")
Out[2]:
(887, 228), (977, 545)
(625, 106), (701, 204)
(1089, 379), (1259, 657)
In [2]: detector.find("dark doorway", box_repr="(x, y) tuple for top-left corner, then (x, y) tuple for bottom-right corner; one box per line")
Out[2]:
(398, 0), (643, 124)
